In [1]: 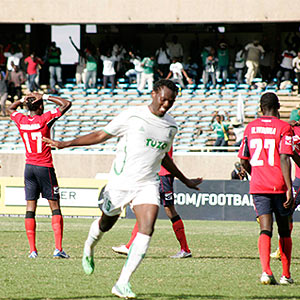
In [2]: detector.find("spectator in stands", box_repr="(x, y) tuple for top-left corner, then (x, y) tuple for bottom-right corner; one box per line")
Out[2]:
(184, 57), (199, 82)
(292, 51), (300, 97)
(84, 47), (98, 90)
(0, 71), (8, 116)
(112, 43), (127, 77)
(216, 42), (229, 85)
(4, 44), (23, 72)
(201, 43), (212, 83)
(137, 55), (162, 96)
(244, 40), (264, 85)
(7, 62), (26, 102)
(100, 49), (118, 94)
(167, 35), (183, 61)
(69, 36), (87, 86)
(125, 51), (143, 86)
(155, 41), (171, 78)
(289, 104), (300, 122)
(166, 57), (193, 89)
(276, 46), (296, 88)
(24, 52), (43, 92)
(234, 45), (245, 85)
(45, 42), (63, 93)
(211, 111), (229, 151)
(0, 44), (6, 72)
(230, 117), (245, 147)
(231, 162), (248, 180)
(259, 45), (273, 84)
(203, 48), (218, 89)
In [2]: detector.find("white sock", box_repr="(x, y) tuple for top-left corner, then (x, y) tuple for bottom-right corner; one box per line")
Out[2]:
(84, 218), (104, 257)
(116, 232), (151, 285)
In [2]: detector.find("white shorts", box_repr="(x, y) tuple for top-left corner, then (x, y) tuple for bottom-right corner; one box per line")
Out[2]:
(101, 184), (160, 216)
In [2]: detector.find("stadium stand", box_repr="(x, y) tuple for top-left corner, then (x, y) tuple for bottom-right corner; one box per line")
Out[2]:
(0, 79), (296, 153)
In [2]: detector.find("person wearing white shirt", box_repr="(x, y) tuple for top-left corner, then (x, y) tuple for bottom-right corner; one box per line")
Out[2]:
(166, 58), (192, 88)
(4, 46), (23, 72)
(101, 50), (118, 93)
(293, 51), (300, 96)
(276, 48), (296, 87)
(125, 51), (143, 86)
(43, 79), (202, 299)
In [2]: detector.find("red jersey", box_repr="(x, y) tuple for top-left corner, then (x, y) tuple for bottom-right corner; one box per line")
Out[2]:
(24, 56), (43, 75)
(11, 108), (62, 167)
(293, 126), (300, 178)
(238, 116), (293, 194)
(159, 148), (173, 176)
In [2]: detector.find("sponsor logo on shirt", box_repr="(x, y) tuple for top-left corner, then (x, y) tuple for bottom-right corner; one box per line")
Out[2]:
(146, 138), (168, 150)
(251, 127), (276, 134)
(20, 124), (41, 130)
(285, 135), (292, 145)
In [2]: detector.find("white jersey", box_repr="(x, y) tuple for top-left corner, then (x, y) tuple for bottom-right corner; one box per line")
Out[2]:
(103, 105), (178, 190)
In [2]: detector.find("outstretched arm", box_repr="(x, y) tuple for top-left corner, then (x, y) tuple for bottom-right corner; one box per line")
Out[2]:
(161, 153), (202, 190)
(43, 130), (112, 149)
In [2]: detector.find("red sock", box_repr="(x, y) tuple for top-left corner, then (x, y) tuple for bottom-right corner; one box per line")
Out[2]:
(126, 222), (139, 249)
(25, 218), (37, 253)
(172, 218), (190, 253)
(258, 233), (272, 275)
(279, 237), (292, 278)
(52, 214), (63, 251)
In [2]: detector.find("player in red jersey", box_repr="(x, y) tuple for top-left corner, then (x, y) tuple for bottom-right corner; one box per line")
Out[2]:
(112, 148), (192, 258)
(270, 123), (300, 260)
(238, 92), (294, 285)
(8, 92), (71, 259)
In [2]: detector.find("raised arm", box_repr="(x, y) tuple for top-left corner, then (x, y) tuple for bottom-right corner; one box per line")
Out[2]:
(45, 94), (72, 115)
(43, 130), (112, 149)
(161, 153), (202, 190)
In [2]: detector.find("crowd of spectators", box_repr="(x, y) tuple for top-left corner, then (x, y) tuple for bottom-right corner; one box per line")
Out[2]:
(2, 32), (300, 116)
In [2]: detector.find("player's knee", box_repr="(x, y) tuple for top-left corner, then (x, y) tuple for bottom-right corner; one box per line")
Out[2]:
(25, 211), (35, 219)
(260, 230), (272, 238)
(52, 209), (61, 216)
(170, 215), (181, 223)
(278, 227), (291, 238)
(99, 215), (118, 232)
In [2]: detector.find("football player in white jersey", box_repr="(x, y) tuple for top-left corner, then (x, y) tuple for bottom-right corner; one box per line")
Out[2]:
(43, 79), (202, 299)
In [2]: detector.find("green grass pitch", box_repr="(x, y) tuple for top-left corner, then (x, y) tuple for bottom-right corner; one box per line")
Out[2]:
(1, 216), (300, 300)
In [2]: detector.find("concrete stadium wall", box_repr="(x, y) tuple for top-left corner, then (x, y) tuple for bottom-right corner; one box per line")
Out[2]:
(1, 0), (300, 24)
(0, 151), (240, 180)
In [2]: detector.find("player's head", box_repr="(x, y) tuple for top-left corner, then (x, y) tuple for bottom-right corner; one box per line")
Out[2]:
(26, 97), (44, 114)
(260, 92), (280, 115)
(149, 79), (178, 117)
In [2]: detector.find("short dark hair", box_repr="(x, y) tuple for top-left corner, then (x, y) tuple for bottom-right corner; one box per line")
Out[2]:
(260, 92), (280, 110)
(26, 97), (43, 111)
(153, 79), (178, 94)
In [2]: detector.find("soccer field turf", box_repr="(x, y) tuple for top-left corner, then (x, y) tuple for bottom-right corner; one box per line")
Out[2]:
(1, 217), (300, 300)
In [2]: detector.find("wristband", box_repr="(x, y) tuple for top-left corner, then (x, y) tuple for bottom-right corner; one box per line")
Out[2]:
(42, 94), (50, 100)
(20, 97), (25, 103)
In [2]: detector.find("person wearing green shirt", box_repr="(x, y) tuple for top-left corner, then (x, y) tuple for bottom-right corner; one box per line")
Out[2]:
(137, 55), (162, 96)
(211, 113), (229, 151)
(289, 106), (300, 122)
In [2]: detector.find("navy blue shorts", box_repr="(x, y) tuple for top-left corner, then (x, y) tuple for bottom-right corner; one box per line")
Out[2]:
(159, 175), (174, 207)
(24, 164), (60, 201)
(253, 193), (292, 217)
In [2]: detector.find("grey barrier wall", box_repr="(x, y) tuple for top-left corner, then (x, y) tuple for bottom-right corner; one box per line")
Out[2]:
(126, 180), (300, 221)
